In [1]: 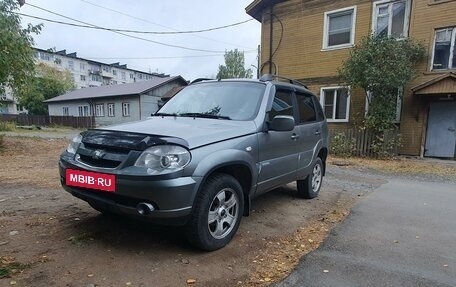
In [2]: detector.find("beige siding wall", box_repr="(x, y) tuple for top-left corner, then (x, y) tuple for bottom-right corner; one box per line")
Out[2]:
(401, 0), (456, 155)
(258, 0), (456, 156)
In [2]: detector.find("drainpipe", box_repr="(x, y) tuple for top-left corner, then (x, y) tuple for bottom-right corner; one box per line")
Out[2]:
(269, 5), (274, 74)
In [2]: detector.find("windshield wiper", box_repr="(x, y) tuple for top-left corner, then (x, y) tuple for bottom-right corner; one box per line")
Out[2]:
(153, 112), (178, 117)
(179, 113), (231, 120)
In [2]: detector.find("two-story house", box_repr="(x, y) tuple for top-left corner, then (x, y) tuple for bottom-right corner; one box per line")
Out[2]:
(246, 0), (456, 158)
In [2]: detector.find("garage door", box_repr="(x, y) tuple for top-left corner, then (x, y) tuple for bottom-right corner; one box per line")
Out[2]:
(424, 102), (456, 158)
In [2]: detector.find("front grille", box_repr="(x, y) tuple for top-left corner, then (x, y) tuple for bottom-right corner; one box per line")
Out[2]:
(78, 154), (121, 168)
(76, 143), (131, 169)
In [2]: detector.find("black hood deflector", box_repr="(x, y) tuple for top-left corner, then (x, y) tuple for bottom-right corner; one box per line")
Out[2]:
(82, 130), (189, 151)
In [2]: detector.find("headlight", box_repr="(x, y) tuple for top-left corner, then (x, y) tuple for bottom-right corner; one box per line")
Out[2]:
(134, 145), (191, 174)
(66, 134), (82, 154)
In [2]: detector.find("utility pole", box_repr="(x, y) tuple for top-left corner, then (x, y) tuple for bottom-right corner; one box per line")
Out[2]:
(257, 45), (261, 79)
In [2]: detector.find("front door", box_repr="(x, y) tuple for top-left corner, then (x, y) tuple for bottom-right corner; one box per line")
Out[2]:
(424, 101), (456, 158)
(257, 89), (300, 194)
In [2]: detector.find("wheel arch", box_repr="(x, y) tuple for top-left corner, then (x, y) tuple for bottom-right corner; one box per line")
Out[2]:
(196, 162), (253, 217)
(317, 147), (328, 176)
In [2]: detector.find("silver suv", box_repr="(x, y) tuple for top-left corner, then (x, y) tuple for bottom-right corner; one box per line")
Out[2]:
(59, 75), (328, 251)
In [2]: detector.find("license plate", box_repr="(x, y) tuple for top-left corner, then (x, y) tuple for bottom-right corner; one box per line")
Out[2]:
(66, 169), (116, 192)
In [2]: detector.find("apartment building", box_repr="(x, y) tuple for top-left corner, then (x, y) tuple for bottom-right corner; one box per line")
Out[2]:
(0, 47), (168, 114)
(33, 48), (167, 89)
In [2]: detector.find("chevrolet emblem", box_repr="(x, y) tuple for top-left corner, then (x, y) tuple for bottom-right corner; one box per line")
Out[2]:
(92, 149), (105, 160)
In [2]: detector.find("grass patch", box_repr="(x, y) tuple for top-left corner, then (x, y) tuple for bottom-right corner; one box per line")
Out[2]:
(0, 135), (4, 153)
(68, 232), (94, 247)
(0, 257), (30, 279)
(0, 121), (16, 132)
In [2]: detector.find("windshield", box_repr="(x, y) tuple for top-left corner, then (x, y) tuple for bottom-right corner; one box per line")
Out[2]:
(157, 82), (265, 121)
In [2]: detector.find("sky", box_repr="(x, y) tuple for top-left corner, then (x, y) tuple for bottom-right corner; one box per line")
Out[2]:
(18, 0), (262, 81)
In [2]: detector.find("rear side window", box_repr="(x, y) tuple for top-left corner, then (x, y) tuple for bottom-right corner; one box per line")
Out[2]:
(296, 92), (317, 123)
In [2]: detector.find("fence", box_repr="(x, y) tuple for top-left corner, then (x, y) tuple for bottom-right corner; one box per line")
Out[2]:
(328, 128), (400, 158)
(0, 114), (95, 129)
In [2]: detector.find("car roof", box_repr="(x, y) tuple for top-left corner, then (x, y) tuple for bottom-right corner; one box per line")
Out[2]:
(189, 77), (314, 95)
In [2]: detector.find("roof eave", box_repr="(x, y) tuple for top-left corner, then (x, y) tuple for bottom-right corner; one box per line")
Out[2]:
(245, 0), (285, 22)
(412, 72), (456, 94)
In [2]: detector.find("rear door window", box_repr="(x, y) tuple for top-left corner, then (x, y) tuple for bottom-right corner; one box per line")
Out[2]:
(296, 92), (317, 123)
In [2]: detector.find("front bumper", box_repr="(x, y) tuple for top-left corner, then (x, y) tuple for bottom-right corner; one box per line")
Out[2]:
(59, 159), (202, 225)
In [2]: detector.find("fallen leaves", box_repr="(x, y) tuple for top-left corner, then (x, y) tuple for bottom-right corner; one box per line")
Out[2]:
(186, 278), (197, 284)
(243, 201), (352, 286)
(329, 156), (456, 179)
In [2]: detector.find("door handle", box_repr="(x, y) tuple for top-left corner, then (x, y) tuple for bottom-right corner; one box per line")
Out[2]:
(315, 131), (321, 136)
(291, 134), (299, 140)
(449, 127), (455, 132)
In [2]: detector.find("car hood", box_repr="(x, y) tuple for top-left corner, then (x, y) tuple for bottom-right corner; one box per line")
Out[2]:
(98, 117), (258, 149)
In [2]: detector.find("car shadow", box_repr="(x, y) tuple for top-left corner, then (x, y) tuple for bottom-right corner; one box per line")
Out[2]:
(63, 184), (303, 253)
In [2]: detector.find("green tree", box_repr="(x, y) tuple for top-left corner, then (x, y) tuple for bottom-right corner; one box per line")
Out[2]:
(338, 35), (425, 131)
(19, 63), (75, 115)
(0, 0), (42, 97)
(217, 49), (253, 79)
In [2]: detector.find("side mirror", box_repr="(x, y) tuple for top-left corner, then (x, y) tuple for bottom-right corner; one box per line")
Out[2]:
(269, 115), (295, 131)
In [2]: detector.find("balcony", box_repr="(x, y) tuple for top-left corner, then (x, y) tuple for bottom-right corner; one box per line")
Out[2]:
(89, 69), (101, 75)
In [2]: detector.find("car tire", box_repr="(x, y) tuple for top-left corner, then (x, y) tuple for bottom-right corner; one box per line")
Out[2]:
(297, 157), (323, 199)
(185, 173), (244, 251)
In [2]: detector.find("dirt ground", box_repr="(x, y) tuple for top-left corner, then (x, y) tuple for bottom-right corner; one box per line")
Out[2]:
(0, 135), (453, 287)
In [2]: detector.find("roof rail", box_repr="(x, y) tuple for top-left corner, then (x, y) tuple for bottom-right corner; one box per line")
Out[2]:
(259, 74), (308, 89)
(190, 78), (213, 84)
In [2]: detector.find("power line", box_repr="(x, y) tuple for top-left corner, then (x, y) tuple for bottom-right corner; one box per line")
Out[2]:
(79, 0), (255, 49)
(24, 3), (227, 53)
(82, 51), (257, 60)
(17, 12), (254, 34)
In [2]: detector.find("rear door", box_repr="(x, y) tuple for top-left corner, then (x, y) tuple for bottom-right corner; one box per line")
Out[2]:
(295, 92), (323, 178)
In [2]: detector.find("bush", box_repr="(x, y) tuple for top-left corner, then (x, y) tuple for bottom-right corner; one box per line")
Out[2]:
(330, 132), (356, 157)
(369, 131), (402, 159)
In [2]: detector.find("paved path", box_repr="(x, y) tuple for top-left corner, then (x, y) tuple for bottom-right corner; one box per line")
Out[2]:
(276, 179), (456, 287)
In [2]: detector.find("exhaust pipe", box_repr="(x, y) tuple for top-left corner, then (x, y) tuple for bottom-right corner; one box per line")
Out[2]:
(137, 202), (155, 215)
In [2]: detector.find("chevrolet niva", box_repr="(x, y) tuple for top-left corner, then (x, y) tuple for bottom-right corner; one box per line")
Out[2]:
(59, 75), (328, 251)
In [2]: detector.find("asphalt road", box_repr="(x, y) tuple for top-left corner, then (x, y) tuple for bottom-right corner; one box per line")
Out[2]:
(276, 178), (456, 287)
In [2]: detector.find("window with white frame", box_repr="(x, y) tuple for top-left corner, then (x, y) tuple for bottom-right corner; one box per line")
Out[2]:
(323, 6), (357, 49)
(91, 74), (101, 82)
(78, 105), (90, 117)
(108, 103), (115, 117)
(95, 104), (104, 117)
(432, 27), (456, 70)
(80, 75), (86, 81)
(80, 63), (86, 71)
(365, 88), (402, 123)
(121, 71), (126, 80)
(68, 61), (74, 71)
(373, 0), (410, 38)
(62, 106), (69, 116)
(122, 102), (130, 117)
(39, 52), (50, 61)
(320, 87), (350, 122)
